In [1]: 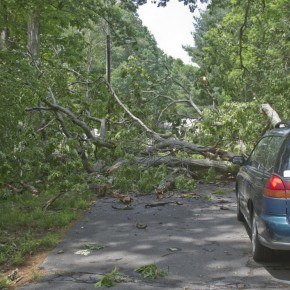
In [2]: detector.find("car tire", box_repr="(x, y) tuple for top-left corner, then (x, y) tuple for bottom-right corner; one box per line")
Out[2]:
(236, 190), (245, 222)
(251, 214), (272, 262)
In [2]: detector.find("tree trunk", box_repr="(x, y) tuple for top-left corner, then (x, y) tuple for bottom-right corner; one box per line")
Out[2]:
(134, 156), (232, 172)
(0, 2), (9, 50)
(0, 27), (9, 49)
(27, 9), (40, 60)
(106, 29), (112, 130)
(106, 33), (111, 85)
(144, 139), (234, 161)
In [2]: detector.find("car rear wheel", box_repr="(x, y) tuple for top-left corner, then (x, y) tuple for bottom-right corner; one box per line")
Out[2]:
(251, 214), (272, 262)
(236, 190), (245, 222)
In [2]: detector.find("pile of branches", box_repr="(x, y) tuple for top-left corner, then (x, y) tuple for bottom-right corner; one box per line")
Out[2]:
(26, 81), (280, 177)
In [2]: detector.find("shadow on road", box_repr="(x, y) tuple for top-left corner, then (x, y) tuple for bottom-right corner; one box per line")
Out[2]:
(241, 216), (290, 285)
(20, 182), (290, 289)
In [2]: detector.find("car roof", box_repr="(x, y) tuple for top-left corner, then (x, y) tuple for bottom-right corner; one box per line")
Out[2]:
(264, 126), (290, 138)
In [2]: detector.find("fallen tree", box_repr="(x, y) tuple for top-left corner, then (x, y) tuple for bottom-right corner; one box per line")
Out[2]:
(135, 156), (232, 172)
(26, 82), (237, 175)
(26, 77), (282, 180)
(143, 139), (234, 161)
(107, 155), (232, 174)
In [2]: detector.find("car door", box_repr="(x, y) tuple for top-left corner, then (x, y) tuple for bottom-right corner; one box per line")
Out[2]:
(241, 137), (271, 221)
(263, 136), (286, 215)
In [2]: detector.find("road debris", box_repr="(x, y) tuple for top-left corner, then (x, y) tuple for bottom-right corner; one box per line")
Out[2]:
(136, 223), (148, 229)
(112, 205), (134, 210)
(145, 201), (182, 208)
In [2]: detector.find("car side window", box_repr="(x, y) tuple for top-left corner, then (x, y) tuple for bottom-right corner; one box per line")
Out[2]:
(264, 136), (284, 173)
(247, 137), (271, 170)
(284, 141), (290, 177)
(286, 143), (290, 171)
(278, 139), (290, 176)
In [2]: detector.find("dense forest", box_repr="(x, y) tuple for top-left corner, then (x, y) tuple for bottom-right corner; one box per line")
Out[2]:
(0, 0), (289, 284)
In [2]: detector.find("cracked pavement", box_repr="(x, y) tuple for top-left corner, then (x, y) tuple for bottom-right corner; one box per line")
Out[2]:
(20, 182), (290, 289)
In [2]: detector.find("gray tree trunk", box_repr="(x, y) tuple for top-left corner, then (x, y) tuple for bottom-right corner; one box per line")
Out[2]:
(0, 3), (9, 49)
(27, 9), (40, 60)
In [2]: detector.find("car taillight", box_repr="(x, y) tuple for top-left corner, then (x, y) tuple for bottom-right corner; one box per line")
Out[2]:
(264, 175), (290, 198)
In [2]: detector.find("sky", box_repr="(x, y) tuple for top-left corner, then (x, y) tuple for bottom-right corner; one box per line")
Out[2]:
(137, 0), (207, 65)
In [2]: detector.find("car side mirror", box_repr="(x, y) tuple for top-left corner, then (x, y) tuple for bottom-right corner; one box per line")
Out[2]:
(232, 156), (245, 165)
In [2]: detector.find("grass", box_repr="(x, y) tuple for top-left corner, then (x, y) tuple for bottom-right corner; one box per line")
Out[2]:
(135, 263), (167, 279)
(29, 269), (41, 283)
(201, 194), (212, 201)
(203, 168), (217, 182)
(94, 264), (167, 288)
(0, 180), (96, 278)
(95, 268), (126, 288)
(0, 276), (9, 289)
(213, 188), (225, 195)
(175, 175), (196, 191)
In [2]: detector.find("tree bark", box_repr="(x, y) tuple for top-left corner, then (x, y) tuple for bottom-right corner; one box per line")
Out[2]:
(110, 156), (233, 173)
(0, 2), (9, 49)
(144, 139), (234, 161)
(0, 27), (9, 49)
(105, 17), (112, 127)
(260, 103), (281, 128)
(27, 9), (40, 60)
(135, 156), (230, 172)
(106, 33), (111, 85)
(20, 181), (39, 196)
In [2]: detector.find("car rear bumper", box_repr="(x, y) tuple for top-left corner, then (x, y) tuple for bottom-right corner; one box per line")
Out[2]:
(257, 214), (290, 250)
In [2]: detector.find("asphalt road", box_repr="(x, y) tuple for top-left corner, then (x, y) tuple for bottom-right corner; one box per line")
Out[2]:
(20, 182), (290, 290)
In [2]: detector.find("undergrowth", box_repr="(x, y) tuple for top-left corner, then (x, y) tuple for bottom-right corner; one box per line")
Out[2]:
(0, 172), (95, 276)
(175, 175), (196, 191)
(113, 164), (168, 193)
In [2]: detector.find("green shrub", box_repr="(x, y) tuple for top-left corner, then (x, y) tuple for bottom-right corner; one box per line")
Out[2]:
(113, 164), (168, 193)
(0, 276), (9, 289)
(175, 175), (196, 191)
(213, 188), (224, 195)
(204, 168), (216, 182)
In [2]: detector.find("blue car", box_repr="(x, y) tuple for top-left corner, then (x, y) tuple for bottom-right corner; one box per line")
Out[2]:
(232, 122), (290, 262)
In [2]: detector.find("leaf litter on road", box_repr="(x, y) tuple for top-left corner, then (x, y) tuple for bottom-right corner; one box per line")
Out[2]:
(95, 267), (126, 288)
(135, 263), (167, 279)
(74, 243), (105, 256)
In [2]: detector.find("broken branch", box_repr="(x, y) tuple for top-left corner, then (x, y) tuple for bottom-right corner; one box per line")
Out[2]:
(43, 191), (65, 211)
(260, 103), (281, 128)
(105, 81), (163, 140)
(43, 97), (114, 148)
